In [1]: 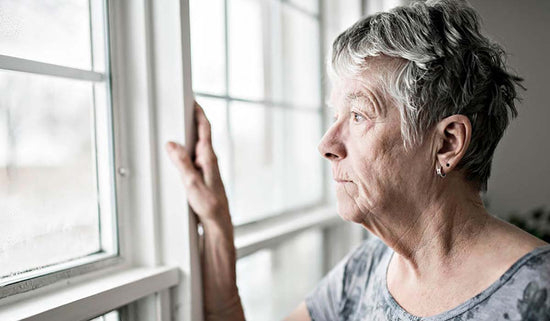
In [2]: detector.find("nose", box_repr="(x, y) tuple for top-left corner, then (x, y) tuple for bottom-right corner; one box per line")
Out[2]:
(318, 123), (346, 160)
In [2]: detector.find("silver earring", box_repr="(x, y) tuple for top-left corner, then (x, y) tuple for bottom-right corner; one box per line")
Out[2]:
(436, 164), (446, 178)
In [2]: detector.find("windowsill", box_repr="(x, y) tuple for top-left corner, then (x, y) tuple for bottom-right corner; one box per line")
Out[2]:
(234, 204), (342, 258)
(0, 266), (179, 321)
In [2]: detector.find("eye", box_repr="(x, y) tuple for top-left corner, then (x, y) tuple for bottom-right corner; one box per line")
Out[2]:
(351, 111), (365, 123)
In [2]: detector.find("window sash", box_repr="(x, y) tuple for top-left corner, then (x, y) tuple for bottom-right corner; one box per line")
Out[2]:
(0, 0), (119, 295)
(191, 0), (328, 227)
(0, 0), (364, 320)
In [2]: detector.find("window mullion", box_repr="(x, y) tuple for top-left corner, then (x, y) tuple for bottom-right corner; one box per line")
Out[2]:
(0, 55), (105, 82)
(223, 0), (235, 197)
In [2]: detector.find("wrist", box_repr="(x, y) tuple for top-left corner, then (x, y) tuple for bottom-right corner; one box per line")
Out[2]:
(205, 295), (245, 321)
(201, 214), (233, 235)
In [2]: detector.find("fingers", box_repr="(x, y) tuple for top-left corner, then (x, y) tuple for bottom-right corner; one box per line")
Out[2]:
(194, 102), (223, 187)
(195, 101), (212, 145)
(165, 141), (205, 191)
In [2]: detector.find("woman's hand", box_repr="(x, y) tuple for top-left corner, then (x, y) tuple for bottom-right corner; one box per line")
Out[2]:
(165, 101), (231, 226)
(165, 102), (245, 321)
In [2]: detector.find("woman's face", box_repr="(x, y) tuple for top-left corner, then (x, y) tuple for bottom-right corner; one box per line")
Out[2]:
(318, 72), (432, 226)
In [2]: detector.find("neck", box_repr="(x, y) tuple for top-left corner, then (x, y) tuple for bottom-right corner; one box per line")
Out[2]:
(361, 179), (492, 278)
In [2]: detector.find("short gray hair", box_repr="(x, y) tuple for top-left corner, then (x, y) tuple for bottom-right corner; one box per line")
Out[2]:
(330, 0), (524, 191)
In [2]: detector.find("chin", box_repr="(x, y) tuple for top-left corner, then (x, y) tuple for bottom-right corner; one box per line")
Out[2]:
(334, 185), (359, 221)
(336, 198), (367, 224)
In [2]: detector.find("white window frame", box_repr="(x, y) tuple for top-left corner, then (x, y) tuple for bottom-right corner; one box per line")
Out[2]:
(0, 0), (120, 298)
(0, 0), (199, 320)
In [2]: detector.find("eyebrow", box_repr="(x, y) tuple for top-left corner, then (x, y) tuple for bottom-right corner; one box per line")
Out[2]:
(326, 88), (387, 118)
(346, 92), (368, 101)
(345, 90), (385, 117)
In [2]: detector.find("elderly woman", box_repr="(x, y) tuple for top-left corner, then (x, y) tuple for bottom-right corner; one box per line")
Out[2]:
(165, 0), (550, 320)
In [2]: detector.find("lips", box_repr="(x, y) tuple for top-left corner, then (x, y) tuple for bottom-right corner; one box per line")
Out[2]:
(334, 178), (352, 183)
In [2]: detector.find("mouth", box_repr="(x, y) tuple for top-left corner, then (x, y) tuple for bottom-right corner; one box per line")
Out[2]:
(334, 179), (352, 183)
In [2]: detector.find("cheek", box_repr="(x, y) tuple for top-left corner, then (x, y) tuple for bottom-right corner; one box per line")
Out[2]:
(351, 131), (403, 208)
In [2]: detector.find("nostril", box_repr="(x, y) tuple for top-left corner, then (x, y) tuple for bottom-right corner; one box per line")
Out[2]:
(324, 152), (338, 160)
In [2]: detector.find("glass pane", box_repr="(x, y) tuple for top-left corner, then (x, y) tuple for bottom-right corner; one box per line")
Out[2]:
(89, 310), (120, 321)
(281, 109), (323, 209)
(0, 0), (106, 70)
(228, 0), (264, 100)
(237, 229), (324, 321)
(278, 5), (321, 108)
(90, 0), (107, 73)
(190, 0), (226, 95)
(229, 102), (323, 223)
(287, 0), (319, 15)
(229, 102), (284, 223)
(0, 70), (101, 278)
(195, 96), (232, 197)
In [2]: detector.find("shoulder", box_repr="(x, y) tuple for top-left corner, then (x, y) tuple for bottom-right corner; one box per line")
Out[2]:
(514, 244), (550, 286)
(483, 245), (550, 320)
(508, 244), (550, 283)
(514, 247), (550, 320)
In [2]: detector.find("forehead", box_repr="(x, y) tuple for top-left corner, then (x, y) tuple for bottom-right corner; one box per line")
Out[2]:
(329, 77), (378, 103)
(328, 74), (387, 118)
(328, 56), (397, 108)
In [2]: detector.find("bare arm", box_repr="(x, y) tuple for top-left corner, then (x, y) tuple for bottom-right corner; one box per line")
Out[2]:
(165, 102), (245, 321)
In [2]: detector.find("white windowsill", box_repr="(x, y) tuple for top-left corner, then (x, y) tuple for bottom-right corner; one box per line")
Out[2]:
(0, 266), (179, 321)
(234, 205), (342, 258)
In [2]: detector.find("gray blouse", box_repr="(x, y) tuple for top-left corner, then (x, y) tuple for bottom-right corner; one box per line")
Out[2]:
(306, 236), (550, 321)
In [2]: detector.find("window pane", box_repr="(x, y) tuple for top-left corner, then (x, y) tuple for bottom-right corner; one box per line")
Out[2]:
(230, 102), (284, 223)
(230, 102), (323, 224)
(278, 5), (321, 108)
(90, 0), (108, 73)
(228, 0), (264, 100)
(287, 0), (319, 15)
(89, 310), (120, 321)
(281, 109), (323, 209)
(237, 229), (324, 321)
(0, 71), (103, 278)
(0, 0), (106, 70)
(190, 0), (226, 95)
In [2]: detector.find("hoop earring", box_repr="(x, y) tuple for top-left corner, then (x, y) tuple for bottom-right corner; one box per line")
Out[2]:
(436, 164), (446, 178)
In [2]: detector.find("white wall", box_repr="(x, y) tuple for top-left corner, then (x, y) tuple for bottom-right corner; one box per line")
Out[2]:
(468, 0), (550, 218)
(324, 0), (550, 219)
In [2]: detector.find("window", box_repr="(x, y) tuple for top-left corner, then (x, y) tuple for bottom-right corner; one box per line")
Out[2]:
(189, 0), (364, 319)
(0, 0), (117, 291)
(237, 229), (324, 321)
(0, 0), (365, 320)
(190, 0), (325, 225)
(0, 0), (184, 319)
(90, 310), (120, 321)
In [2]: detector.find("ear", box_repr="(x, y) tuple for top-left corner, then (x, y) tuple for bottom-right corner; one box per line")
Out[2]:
(434, 115), (472, 175)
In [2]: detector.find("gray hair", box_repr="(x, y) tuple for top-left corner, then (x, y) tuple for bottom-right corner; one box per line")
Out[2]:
(330, 0), (524, 191)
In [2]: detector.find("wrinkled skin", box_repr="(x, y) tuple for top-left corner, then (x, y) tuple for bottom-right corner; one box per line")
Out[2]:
(318, 69), (436, 243)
